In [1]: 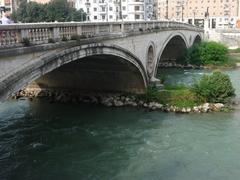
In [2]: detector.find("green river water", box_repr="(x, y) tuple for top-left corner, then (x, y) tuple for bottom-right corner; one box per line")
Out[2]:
(0, 68), (240, 180)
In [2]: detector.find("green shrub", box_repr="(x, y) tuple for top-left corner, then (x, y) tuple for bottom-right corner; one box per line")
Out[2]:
(62, 36), (68, 41)
(138, 85), (159, 102)
(192, 71), (235, 103)
(71, 35), (80, 40)
(22, 38), (31, 46)
(185, 41), (228, 65)
(48, 38), (55, 43)
(185, 44), (202, 65)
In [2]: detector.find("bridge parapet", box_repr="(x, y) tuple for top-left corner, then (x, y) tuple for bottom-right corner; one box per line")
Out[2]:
(0, 21), (203, 49)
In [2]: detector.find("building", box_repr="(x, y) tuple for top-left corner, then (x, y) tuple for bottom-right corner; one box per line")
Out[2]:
(75, 0), (154, 22)
(156, 0), (240, 28)
(0, 0), (13, 19)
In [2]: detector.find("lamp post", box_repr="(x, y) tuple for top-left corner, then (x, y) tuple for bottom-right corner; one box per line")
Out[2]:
(181, 4), (184, 22)
(166, 0), (168, 19)
(193, 10), (196, 25)
(204, 7), (210, 30)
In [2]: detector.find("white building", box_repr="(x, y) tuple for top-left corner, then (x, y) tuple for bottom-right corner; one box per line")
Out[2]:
(75, 0), (154, 22)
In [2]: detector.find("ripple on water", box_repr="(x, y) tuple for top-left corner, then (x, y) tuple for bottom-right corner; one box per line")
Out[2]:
(0, 68), (240, 180)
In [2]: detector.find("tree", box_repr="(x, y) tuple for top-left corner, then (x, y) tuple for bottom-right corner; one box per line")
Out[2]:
(11, 0), (86, 23)
(185, 41), (228, 66)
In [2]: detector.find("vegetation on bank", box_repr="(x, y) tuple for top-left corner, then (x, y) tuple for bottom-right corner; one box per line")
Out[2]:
(184, 41), (240, 68)
(11, 0), (86, 23)
(138, 71), (235, 108)
(137, 85), (202, 108)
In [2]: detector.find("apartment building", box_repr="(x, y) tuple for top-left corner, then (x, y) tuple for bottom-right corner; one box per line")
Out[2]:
(75, 0), (154, 22)
(156, 0), (240, 28)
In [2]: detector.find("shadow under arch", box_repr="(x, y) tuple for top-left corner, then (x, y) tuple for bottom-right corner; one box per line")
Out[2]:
(0, 44), (148, 101)
(154, 33), (188, 76)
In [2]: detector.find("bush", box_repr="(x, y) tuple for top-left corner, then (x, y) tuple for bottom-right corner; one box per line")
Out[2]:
(48, 38), (55, 43)
(70, 35), (80, 40)
(185, 41), (228, 65)
(192, 71), (235, 103)
(22, 38), (31, 46)
(137, 85), (159, 102)
(62, 36), (68, 41)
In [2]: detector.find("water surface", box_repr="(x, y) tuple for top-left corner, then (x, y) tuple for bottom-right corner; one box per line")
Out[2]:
(0, 68), (240, 180)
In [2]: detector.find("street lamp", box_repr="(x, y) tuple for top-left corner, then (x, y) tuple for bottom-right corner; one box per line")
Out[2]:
(193, 9), (196, 25)
(181, 4), (184, 22)
(166, 0), (168, 19)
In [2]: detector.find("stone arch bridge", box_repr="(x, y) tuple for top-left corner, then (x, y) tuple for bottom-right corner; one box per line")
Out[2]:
(0, 21), (203, 101)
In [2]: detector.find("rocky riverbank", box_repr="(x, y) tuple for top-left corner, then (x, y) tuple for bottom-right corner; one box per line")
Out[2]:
(13, 88), (226, 113)
(158, 62), (203, 69)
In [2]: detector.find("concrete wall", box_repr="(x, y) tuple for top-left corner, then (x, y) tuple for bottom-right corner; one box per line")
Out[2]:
(207, 29), (240, 49)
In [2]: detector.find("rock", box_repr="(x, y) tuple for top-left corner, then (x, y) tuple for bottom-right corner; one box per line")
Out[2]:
(202, 103), (210, 113)
(182, 108), (186, 113)
(155, 103), (163, 109)
(114, 100), (124, 107)
(143, 103), (148, 108)
(214, 103), (224, 109)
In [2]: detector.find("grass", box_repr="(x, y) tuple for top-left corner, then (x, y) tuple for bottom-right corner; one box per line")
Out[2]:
(157, 89), (204, 108)
(137, 85), (204, 108)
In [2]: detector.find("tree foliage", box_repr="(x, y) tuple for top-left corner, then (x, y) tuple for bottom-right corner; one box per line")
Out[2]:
(185, 41), (228, 65)
(11, 0), (86, 23)
(192, 71), (235, 103)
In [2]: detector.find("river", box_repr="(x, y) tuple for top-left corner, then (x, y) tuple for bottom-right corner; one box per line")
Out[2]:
(0, 68), (240, 180)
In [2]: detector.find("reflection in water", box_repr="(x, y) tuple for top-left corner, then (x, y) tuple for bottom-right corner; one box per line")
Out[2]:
(0, 68), (240, 180)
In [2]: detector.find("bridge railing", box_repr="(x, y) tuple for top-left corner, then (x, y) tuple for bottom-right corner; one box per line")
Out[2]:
(0, 21), (203, 49)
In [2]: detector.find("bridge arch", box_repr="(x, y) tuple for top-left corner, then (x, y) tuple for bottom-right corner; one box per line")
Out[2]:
(192, 34), (202, 45)
(154, 33), (188, 76)
(0, 44), (148, 101)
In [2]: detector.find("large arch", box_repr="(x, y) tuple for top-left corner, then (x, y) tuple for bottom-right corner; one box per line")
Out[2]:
(0, 44), (148, 101)
(153, 33), (188, 76)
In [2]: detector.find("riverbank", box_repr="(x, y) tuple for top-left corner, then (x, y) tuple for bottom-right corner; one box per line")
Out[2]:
(158, 52), (240, 70)
(13, 88), (227, 113)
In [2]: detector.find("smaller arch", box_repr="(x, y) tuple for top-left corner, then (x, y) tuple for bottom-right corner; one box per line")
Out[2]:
(146, 42), (156, 78)
(154, 33), (188, 76)
(192, 35), (202, 45)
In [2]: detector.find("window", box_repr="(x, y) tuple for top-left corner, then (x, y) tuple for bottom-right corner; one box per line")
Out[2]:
(94, 7), (97, 11)
(123, 6), (126, 10)
(135, 14), (140, 19)
(109, 7), (113, 11)
(135, 6), (140, 11)
(94, 16), (97, 20)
